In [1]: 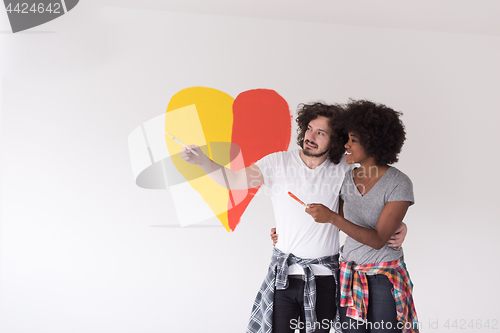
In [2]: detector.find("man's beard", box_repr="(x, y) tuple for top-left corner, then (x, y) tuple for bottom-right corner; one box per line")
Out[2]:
(303, 140), (330, 158)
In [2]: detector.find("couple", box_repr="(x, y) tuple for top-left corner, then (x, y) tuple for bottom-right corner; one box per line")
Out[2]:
(181, 100), (418, 333)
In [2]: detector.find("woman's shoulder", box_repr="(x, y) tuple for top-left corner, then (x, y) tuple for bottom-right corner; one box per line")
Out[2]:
(386, 166), (412, 184)
(385, 167), (414, 204)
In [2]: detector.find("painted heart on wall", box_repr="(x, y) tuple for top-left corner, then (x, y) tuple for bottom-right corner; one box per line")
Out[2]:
(164, 87), (291, 231)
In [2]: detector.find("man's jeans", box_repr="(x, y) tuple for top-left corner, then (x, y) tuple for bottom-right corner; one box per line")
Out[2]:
(273, 275), (337, 333)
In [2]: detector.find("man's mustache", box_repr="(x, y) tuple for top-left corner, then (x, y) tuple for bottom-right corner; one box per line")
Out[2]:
(305, 140), (317, 148)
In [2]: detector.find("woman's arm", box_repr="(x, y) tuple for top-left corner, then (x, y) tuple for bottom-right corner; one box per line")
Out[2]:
(306, 201), (410, 250)
(338, 199), (344, 218)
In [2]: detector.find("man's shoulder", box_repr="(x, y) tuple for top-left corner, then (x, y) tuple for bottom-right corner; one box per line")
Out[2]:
(325, 154), (351, 171)
(268, 150), (298, 157)
(257, 150), (297, 164)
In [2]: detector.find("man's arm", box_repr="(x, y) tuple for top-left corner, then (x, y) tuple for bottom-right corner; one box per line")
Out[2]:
(180, 145), (264, 190)
(388, 223), (407, 249)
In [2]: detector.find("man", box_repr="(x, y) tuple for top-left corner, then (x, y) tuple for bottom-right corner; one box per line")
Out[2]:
(180, 102), (405, 333)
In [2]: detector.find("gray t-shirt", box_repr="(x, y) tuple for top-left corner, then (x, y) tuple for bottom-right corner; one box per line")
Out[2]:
(340, 167), (414, 265)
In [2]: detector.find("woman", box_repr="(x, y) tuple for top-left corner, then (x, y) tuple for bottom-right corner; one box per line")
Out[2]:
(306, 100), (418, 333)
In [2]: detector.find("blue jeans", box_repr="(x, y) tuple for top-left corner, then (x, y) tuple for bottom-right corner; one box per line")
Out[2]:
(273, 275), (337, 333)
(339, 274), (400, 333)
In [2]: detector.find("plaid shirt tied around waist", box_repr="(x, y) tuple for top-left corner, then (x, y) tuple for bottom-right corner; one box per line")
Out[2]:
(340, 257), (419, 333)
(247, 247), (341, 333)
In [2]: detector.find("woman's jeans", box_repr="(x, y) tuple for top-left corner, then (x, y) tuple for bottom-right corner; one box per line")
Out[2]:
(339, 274), (400, 333)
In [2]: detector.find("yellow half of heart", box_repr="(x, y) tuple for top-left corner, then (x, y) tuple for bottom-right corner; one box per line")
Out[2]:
(165, 87), (235, 231)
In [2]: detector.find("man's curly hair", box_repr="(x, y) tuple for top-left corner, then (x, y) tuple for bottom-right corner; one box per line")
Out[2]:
(296, 102), (346, 164)
(342, 99), (406, 166)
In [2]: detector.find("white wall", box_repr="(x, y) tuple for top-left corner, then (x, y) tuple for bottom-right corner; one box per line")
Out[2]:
(1, 2), (499, 332)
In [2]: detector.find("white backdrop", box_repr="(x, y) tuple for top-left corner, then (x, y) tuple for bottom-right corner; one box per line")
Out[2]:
(1, 2), (499, 332)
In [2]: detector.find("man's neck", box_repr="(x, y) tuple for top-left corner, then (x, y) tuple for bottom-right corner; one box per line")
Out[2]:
(299, 150), (328, 169)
